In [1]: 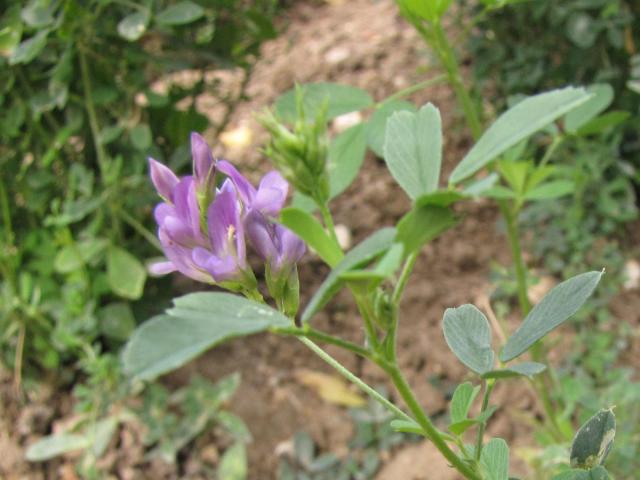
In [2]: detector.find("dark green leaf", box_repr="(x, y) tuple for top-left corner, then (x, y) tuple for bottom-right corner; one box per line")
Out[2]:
(396, 205), (457, 255)
(481, 362), (546, 380)
(383, 103), (442, 199)
(130, 123), (152, 151)
(275, 82), (374, 121)
(443, 305), (494, 375)
(500, 271), (603, 362)
(415, 190), (467, 208)
(570, 409), (616, 469)
(123, 293), (290, 381)
(301, 228), (396, 324)
(449, 87), (591, 184)
(98, 302), (136, 342)
(575, 111), (630, 136)
(280, 207), (343, 267)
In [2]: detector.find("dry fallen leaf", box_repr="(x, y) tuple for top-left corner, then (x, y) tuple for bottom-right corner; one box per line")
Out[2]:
(294, 369), (366, 407)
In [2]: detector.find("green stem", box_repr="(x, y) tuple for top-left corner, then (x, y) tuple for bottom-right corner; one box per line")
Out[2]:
(354, 293), (381, 351)
(428, 21), (483, 139)
(319, 202), (340, 247)
(475, 379), (495, 461)
(392, 251), (418, 305)
(539, 135), (564, 167)
(274, 326), (373, 360)
(117, 208), (162, 252)
(499, 201), (531, 315)
(78, 47), (109, 182)
(386, 364), (480, 480)
(298, 337), (413, 423)
(382, 75), (447, 104)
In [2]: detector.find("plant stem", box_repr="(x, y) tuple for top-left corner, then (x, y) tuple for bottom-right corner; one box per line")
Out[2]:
(475, 379), (495, 461)
(426, 21), (483, 140)
(78, 48), (109, 182)
(386, 364), (481, 480)
(319, 202), (340, 247)
(392, 251), (418, 305)
(275, 326), (373, 360)
(14, 323), (25, 393)
(499, 202), (531, 316)
(382, 75), (447, 104)
(539, 135), (564, 167)
(298, 337), (413, 423)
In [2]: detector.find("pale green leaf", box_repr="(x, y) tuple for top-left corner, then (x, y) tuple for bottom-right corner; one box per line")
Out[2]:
(218, 443), (247, 480)
(480, 438), (509, 480)
(328, 123), (367, 198)
(449, 87), (592, 184)
(26, 434), (89, 461)
(450, 382), (480, 424)
(443, 305), (494, 375)
(365, 100), (416, 157)
(481, 362), (546, 380)
(122, 293), (290, 381)
(396, 204), (457, 255)
(117, 11), (149, 41)
(383, 103), (442, 199)
(564, 84), (613, 133)
(155, 1), (204, 26)
(107, 246), (147, 300)
(501, 271), (603, 362)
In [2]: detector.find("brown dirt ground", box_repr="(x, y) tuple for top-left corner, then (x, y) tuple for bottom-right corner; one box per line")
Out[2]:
(4, 0), (640, 479)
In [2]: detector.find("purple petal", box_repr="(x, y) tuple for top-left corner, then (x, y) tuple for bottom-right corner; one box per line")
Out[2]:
(218, 160), (256, 207)
(253, 171), (288, 217)
(149, 158), (179, 201)
(154, 203), (174, 226)
(172, 176), (202, 240)
(191, 132), (215, 185)
(158, 229), (210, 283)
(275, 225), (306, 268)
(148, 260), (177, 276)
(245, 210), (278, 261)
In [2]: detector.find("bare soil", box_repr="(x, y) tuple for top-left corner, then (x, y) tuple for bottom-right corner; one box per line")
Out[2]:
(4, 1), (640, 479)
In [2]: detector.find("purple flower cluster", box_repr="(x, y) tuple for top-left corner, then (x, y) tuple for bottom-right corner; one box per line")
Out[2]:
(148, 133), (305, 292)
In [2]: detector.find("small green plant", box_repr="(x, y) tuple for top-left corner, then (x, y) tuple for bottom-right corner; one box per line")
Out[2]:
(26, 367), (249, 479)
(121, 84), (621, 479)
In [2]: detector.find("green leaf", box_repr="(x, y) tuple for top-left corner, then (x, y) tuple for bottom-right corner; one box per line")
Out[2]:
(415, 190), (467, 207)
(89, 417), (118, 458)
(443, 305), (494, 375)
(575, 111), (630, 136)
(301, 228), (396, 324)
(552, 467), (611, 480)
(339, 242), (404, 285)
(396, 204), (457, 255)
(450, 382), (480, 424)
(365, 100), (416, 157)
(481, 362), (546, 380)
(123, 293), (290, 381)
(218, 443), (247, 480)
(9, 29), (48, 65)
(21, 0), (54, 27)
(524, 180), (574, 201)
(53, 238), (108, 274)
(98, 302), (136, 342)
(383, 103), (442, 200)
(130, 123), (152, 150)
(107, 246), (147, 300)
(566, 12), (598, 49)
(564, 84), (614, 134)
(449, 87), (591, 184)
(482, 186), (517, 200)
(118, 11), (150, 41)
(275, 82), (374, 121)
(570, 408), (616, 469)
(449, 405), (498, 435)
(328, 123), (367, 198)
(480, 438), (509, 480)
(500, 271), (603, 362)
(26, 434), (89, 461)
(217, 412), (252, 443)
(390, 419), (423, 435)
(280, 207), (343, 267)
(155, 1), (204, 26)
(464, 173), (499, 196)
